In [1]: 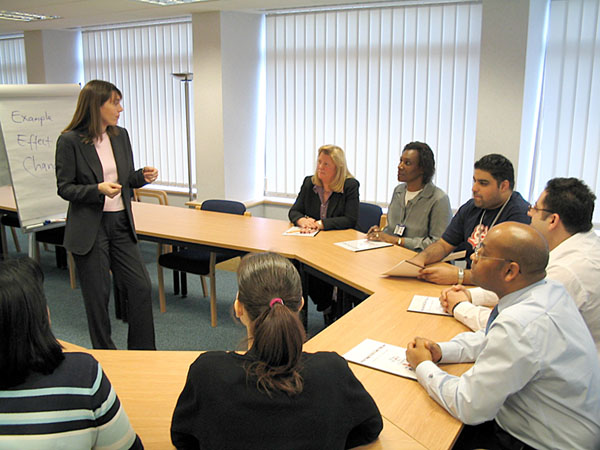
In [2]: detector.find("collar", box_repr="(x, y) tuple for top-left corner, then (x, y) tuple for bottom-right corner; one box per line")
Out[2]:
(397, 181), (435, 198)
(497, 279), (547, 313)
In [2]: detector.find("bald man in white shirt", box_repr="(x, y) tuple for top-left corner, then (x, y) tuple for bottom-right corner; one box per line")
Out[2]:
(407, 222), (600, 450)
(440, 177), (600, 358)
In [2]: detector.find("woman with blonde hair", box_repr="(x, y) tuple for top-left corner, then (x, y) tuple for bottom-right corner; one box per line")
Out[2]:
(171, 252), (382, 450)
(289, 144), (359, 232)
(288, 145), (360, 317)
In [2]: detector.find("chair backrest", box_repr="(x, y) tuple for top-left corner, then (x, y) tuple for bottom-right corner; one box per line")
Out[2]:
(356, 202), (383, 233)
(379, 213), (387, 229)
(134, 188), (168, 205)
(199, 199), (246, 215)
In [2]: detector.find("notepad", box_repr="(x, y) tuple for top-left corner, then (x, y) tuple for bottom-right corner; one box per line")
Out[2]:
(283, 226), (319, 237)
(407, 295), (451, 316)
(343, 338), (417, 380)
(334, 239), (393, 252)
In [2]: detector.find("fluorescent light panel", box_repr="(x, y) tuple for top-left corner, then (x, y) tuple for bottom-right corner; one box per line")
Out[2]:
(132, 0), (212, 5)
(0, 10), (60, 21)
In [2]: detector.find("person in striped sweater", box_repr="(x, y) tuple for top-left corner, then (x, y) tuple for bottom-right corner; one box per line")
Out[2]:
(0, 257), (142, 449)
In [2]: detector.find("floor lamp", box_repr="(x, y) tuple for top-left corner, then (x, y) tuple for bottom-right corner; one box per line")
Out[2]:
(172, 72), (194, 201)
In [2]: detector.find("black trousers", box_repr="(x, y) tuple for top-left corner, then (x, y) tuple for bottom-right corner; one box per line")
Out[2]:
(453, 420), (536, 450)
(73, 211), (155, 350)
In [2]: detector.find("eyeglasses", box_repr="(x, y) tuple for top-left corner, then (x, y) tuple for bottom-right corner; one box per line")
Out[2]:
(527, 203), (553, 214)
(473, 246), (513, 263)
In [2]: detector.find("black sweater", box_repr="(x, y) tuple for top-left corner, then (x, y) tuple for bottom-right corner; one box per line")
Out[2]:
(171, 350), (382, 450)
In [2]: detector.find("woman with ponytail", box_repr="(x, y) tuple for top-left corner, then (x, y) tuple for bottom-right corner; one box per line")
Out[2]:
(171, 252), (382, 450)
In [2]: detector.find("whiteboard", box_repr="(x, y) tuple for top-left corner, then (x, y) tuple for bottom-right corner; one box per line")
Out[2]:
(0, 84), (80, 231)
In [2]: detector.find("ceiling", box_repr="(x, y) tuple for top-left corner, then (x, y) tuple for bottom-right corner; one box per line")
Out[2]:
(0, 0), (397, 34)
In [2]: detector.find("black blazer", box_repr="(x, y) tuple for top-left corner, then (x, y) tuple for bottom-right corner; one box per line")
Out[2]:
(55, 127), (147, 255)
(288, 176), (360, 230)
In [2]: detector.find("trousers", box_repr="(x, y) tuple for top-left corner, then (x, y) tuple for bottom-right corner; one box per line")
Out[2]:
(73, 210), (155, 350)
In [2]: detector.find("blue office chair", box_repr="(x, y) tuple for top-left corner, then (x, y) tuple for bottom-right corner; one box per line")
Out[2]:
(356, 202), (383, 233)
(157, 199), (247, 327)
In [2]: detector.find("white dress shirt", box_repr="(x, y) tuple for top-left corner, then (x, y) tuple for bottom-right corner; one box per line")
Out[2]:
(416, 280), (600, 450)
(453, 230), (600, 357)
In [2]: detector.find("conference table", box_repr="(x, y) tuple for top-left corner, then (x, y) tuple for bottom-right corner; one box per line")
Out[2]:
(127, 202), (471, 449)
(1, 189), (471, 449)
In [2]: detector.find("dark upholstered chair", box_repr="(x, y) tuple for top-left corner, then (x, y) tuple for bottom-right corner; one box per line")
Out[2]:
(356, 202), (383, 233)
(157, 199), (247, 327)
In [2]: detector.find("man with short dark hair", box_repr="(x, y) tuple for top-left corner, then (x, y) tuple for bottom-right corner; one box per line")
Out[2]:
(408, 154), (530, 285)
(441, 177), (600, 357)
(406, 222), (600, 450)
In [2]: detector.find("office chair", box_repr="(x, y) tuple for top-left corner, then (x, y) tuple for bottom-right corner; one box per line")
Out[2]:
(157, 199), (248, 327)
(356, 202), (383, 233)
(0, 212), (76, 289)
(0, 212), (22, 257)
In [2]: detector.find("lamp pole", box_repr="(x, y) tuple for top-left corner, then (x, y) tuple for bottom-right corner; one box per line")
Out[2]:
(172, 72), (194, 201)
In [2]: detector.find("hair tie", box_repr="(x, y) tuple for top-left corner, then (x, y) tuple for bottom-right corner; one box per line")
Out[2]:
(269, 298), (284, 308)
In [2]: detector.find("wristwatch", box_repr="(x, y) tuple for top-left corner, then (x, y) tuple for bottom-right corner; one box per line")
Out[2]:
(457, 267), (464, 285)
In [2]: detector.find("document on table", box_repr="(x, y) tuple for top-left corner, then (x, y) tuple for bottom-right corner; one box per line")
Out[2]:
(408, 295), (451, 316)
(334, 239), (393, 252)
(343, 338), (417, 380)
(382, 250), (467, 277)
(381, 259), (423, 277)
(283, 226), (319, 237)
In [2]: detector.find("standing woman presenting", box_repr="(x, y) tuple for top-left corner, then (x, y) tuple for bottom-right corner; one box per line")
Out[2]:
(55, 80), (157, 350)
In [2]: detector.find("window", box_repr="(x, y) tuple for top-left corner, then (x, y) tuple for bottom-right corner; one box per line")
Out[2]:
(82, 18), (194, 189)
(529, 0), (600, 224)
(0, 35), (26, 84)
(264, 2), (482, 208)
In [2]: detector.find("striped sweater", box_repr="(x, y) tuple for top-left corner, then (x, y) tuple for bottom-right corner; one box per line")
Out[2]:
(0, 352), (142, 449)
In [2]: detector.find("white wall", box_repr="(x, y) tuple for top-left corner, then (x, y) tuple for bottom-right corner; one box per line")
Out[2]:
(24, 30), (82, 84)
(221, 12), (264, 202)
(475, 0), (531, 181)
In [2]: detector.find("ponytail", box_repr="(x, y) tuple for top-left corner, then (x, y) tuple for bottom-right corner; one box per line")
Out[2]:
(237, 253), (306, 396)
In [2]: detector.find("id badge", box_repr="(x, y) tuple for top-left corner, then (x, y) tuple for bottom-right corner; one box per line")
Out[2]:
(394, 224), (406, 236)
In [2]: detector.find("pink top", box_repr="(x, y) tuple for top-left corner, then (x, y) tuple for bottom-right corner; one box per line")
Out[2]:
(94, 133), (124, 212)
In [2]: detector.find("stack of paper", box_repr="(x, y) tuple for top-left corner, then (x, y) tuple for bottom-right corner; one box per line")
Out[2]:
(282, 226), (319, 237)
(407, 295), (451, 316)
(343, 338), (417, 380)
(334, 239), (392, 252)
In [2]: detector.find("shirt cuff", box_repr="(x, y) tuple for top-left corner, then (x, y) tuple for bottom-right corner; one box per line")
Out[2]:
(438, 342), (462, 363)
(453, 301), (472, 318)
(415, 360), (442, 384)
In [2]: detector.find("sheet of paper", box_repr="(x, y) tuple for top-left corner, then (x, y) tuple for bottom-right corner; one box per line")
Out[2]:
(334, 238), (393, 252)
(282, 226), (319, 237)
(407, 295), (451, 316)
(381, 259), (423, 277)
(343, 338), (417, 380)
(441, 250), (467, 262)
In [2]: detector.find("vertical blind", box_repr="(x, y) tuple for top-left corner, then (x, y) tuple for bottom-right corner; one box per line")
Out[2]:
(82, 19), (194, 189)
(0, 35), (27, 84)
(531, 0), (600, 223)
(264, 2), (482, 208)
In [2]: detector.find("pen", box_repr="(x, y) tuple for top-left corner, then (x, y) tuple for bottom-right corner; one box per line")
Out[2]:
(405, 260), (425, 269)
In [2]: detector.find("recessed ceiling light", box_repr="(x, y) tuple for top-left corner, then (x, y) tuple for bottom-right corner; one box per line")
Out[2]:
(132, 0), (212, 5)
(0, 10), (60, 22)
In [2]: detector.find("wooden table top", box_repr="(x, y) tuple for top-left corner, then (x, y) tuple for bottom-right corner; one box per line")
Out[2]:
(130, 202), (470, 449)
(0, 200), (469, 449)
(0, 185), (17, 212)
(60, 341), (427, 450)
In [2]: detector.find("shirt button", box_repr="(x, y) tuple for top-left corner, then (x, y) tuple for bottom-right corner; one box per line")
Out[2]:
(428, 374), (433, 379)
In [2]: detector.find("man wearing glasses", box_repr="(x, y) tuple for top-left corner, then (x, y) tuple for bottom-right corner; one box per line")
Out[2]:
(406, 221), (600, 450)
(440, 177), (600, 358)
(407, 154), (530, 285)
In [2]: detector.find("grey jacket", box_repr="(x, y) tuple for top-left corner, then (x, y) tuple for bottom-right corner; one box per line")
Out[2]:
(383, 181), (451, 251)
